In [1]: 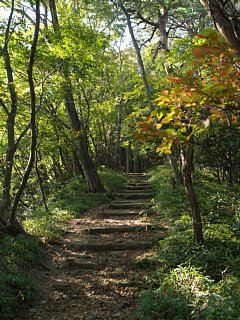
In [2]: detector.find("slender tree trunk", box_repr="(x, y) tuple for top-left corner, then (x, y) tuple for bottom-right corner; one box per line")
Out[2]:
(119, 3), (153, 108)
(126, 147), (131, 174)
(1, 0), (18, 224)
(168, 154), (183, 185)
(182, 140), (204, 244)
(114, 103), (122, 169)
(133, 151), (140, 173)
(48, 0), (104, 192)
(73, 150), (84, 177)
(7, 0), (40, 234)
(63, 79), (105, 192)
(35, 155), (49, 213)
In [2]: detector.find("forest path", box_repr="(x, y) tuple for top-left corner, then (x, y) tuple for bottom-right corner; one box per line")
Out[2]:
(16, 173), (164, 320)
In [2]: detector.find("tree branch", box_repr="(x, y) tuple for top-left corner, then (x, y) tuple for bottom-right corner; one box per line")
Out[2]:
(0, 98), (9, 115)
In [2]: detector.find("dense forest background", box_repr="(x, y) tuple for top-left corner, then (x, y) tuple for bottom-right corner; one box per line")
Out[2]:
(0, 0), (240, 319)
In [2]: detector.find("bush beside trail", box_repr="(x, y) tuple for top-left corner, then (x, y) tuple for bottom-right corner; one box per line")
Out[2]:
(136, 165), (240, 320)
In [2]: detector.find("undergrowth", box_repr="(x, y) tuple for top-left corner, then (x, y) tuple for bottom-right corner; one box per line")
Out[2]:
(21, 168), (126, 242)
(136, 165), (240, 320)
(0, 235), (41, 319)
(0, 168), (125, 319)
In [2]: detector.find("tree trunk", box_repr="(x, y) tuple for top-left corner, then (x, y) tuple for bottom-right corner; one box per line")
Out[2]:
(63, 79), (105, 192)
(0, 0), (40, 234)
(114, 103), (122, 170)
(7, 0), (40, 234)
(126, 147), (131, 174)
(48, 0), (104, 193)
(35, 155), (49, 213)
(168, 154), (183, 185)
(119, 4), (153, 108)
(133, 151), (140, 173)
(182, 141), (204, 244)
(1, 1), (18, 224)
(199, 0), (240, 54)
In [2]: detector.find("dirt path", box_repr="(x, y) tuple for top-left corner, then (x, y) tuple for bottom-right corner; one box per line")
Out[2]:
(16, 174), (162, 320)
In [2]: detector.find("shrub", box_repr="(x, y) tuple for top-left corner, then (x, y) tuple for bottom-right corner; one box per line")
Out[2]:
(22, 168), (127, 241)
(0, 235), (41, 319)
(136, 165), (240, 319)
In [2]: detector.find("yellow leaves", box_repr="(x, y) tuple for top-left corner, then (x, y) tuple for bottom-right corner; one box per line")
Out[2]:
(231, 114), (238, 124)
(155, 123), (162, 130)
(139, 29), (240, 156)
(154, 96), (170, 105)
(137, 120), (163, 140)
(156, 143), (172, 154)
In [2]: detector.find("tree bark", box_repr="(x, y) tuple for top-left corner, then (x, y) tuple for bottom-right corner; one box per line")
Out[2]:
(200, 0), (240, 54)
(48, 0), (105, 193)
(119, 3), (153, 108)
(35, 154), (49, 213)
(63, 79), (105, 192)
(7, 0), (40, 234)
(168, 154), (183, 185)
(1, 0), (18, 224)
(126, 146), (131, 173)
(114, 103), (122, 169)
(182, 140), (204, 244)
(0, 0), (40, 234)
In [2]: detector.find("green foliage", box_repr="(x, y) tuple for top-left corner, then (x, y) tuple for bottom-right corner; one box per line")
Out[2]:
(136, 165), (240, 319)
(137, 266), (240, 320)
(49, 169), (126, 213)
(137, 266), (213, 320)
(99, 167), (126, 191)
(22, 168), (126, 241)
(148, 165), (189, 220)
(49, 178), (107, 214)
(0, 235), (41, 319)
(158, 223), (240, 280)
(195, 124), (240, 184)
(22, 208), (72, 242)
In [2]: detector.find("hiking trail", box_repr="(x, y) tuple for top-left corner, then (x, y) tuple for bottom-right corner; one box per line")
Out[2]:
(17, 173), (164, 320)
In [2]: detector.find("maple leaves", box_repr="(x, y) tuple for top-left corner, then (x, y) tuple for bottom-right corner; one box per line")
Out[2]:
(139, 30), (240, 154)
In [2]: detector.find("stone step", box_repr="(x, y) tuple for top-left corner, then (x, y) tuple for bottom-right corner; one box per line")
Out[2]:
(66, 241), (153, 252)
(125, 173), (146, 176)
(110, 202), (151, 209)
(114, 199), (151, 204)
(127, 182), (151, 187)
(113, 192), (153, 199)
(101, 209), (140, 217)
(127, 175), (148, 178)
(126, 184), (152, 188)
(81, 225), (152, 234)
(123, 187), (154, 193)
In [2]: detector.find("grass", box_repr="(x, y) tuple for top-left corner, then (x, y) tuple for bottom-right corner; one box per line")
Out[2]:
(136, 164), (240, 320)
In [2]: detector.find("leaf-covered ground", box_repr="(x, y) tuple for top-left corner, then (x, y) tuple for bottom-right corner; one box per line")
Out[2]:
(15, 176), (161, 320)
